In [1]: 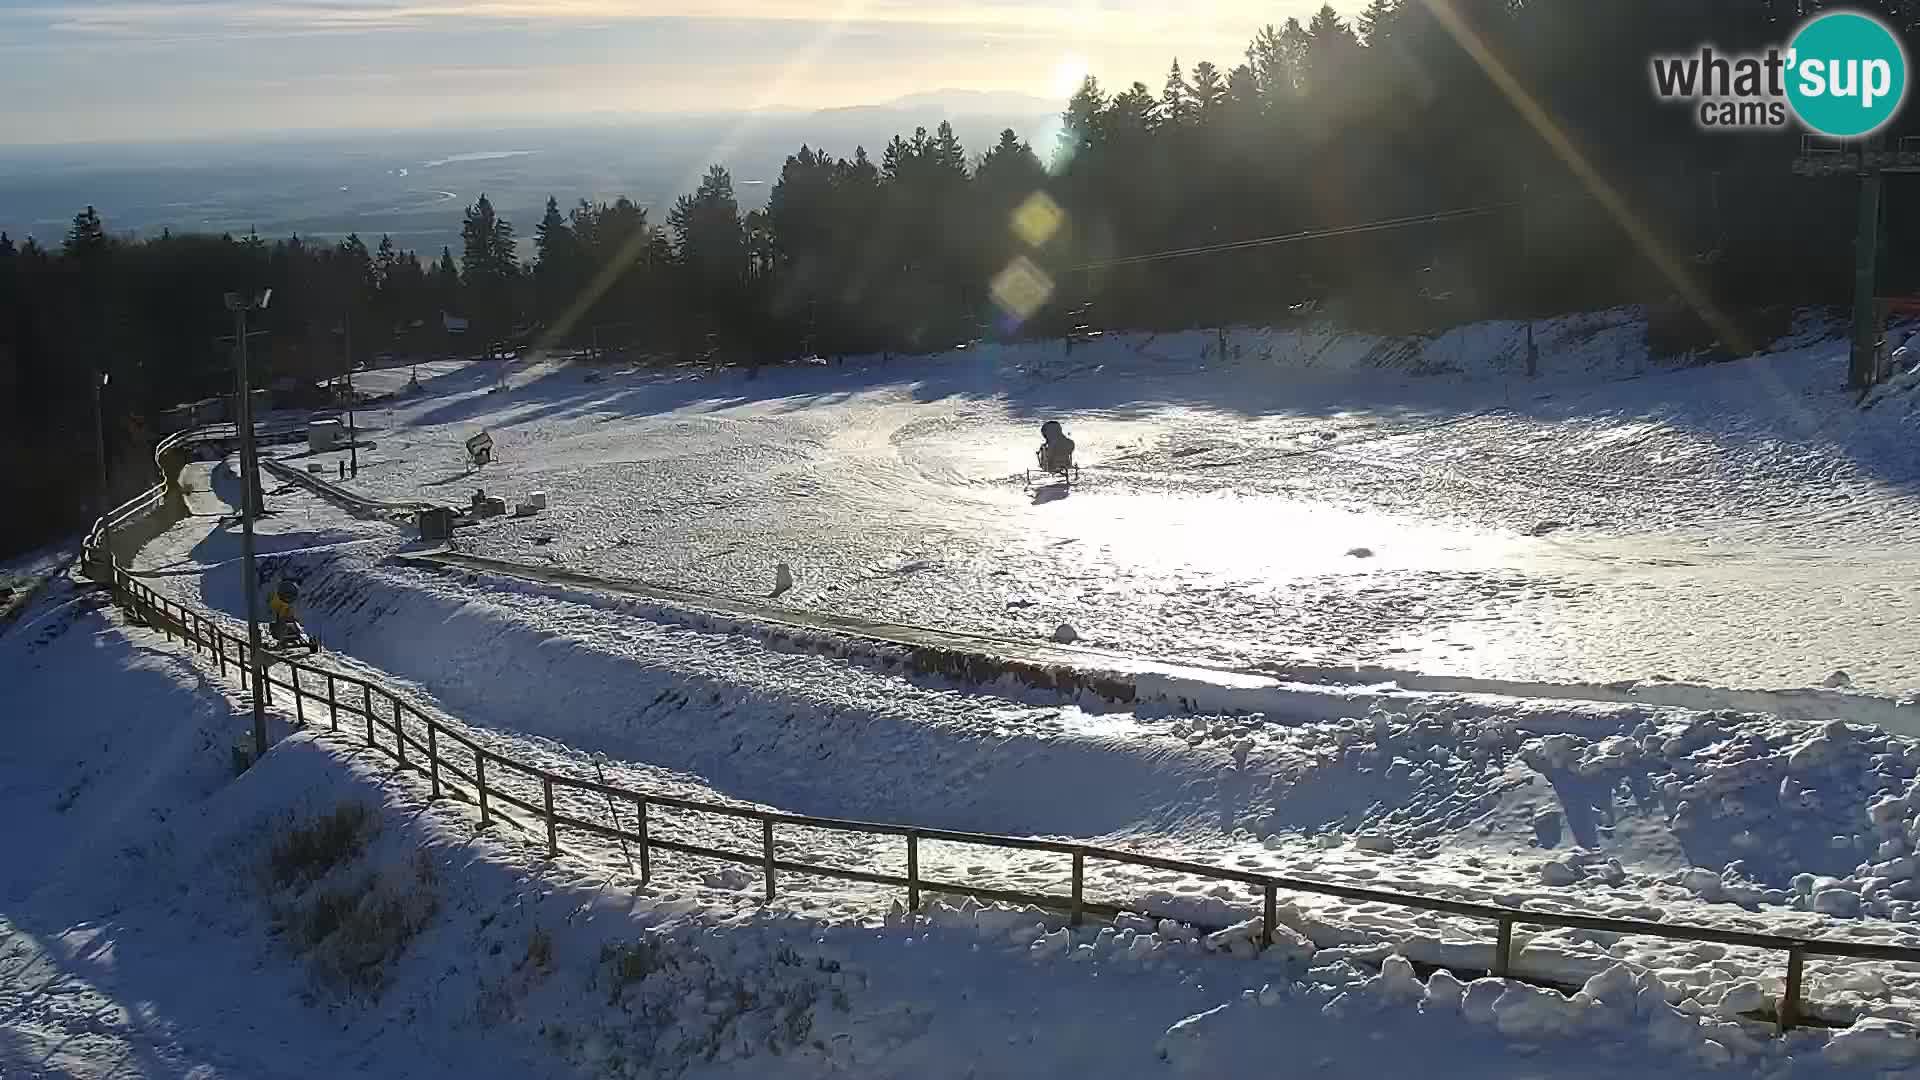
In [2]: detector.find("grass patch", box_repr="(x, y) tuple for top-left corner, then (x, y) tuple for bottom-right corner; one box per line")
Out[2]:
(263, 804), (436, 998)
(269, 802), (375, 890)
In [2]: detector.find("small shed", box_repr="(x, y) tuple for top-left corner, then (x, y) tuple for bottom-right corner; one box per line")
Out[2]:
(416, 506), (455, 542)
(308, 419), (343, 453)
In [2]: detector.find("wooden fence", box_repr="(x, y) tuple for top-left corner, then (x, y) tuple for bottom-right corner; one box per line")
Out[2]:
(74, 424), (1920, 1037)
(92, 559), (1920, 1034)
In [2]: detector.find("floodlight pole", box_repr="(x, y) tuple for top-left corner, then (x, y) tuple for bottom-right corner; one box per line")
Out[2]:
(93, 369), (111, 560)
(227, 288), (272, 761)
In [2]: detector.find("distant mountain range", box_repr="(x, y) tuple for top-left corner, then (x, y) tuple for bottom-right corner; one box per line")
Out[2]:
(0, 92), (1068, 258)
(825, 89), (1058, 116)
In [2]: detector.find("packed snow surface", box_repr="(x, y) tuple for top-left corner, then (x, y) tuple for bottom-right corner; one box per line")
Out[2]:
(302, 314), (1920, 696)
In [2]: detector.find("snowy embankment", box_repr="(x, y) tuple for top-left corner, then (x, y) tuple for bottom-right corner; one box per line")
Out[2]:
(14, 577), (1920, 1077)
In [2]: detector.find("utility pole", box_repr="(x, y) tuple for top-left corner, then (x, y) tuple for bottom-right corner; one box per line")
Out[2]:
(227, 288), (272, 762)
(1522, 186), (1537, 378)
(1853, 167), (1886, 390)
(92, 368), (111, 562)
(1794, 134), (1905, 391)
(344, 310), (358, 477)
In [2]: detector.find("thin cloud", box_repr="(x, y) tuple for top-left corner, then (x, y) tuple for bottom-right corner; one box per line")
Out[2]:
(17, 0), (1285, 42)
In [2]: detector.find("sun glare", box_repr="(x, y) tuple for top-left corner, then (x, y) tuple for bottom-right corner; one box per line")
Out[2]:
(1050, 52), (1089, 99)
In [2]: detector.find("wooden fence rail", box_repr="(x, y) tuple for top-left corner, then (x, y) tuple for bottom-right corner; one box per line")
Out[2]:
(90, 558), (1920, 1035)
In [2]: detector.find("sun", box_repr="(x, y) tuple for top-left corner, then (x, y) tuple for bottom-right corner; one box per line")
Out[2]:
(1049, 52), (1089, 99)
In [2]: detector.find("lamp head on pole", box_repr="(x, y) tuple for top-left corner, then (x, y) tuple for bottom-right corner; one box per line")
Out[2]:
(224, 288), (273, 312)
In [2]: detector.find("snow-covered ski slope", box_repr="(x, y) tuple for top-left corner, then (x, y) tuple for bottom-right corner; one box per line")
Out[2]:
(23, 431), (1920, 1073)
(25, 307), (1920, 1074)
(307, 309), (1920, 697)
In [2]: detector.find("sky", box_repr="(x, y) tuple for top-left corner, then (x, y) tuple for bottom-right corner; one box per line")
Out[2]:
(0, 1), (1339, 145)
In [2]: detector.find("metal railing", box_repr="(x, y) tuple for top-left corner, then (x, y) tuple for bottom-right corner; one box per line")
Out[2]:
(76, 426), (1920, 1037)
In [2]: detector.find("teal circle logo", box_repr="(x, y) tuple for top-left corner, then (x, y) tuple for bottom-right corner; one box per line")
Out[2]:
(1786, 11), (1908, 137)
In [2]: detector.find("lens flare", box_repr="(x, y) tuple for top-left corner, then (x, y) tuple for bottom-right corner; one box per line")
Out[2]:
(1011, 191), (1064, 249)
(991, 256), (1054, 323)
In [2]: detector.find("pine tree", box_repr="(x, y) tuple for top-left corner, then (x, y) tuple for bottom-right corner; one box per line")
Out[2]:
(460, 194), (517, 339)
(338, 233), (373, 289)
(533, 195), (578, 325)
(1107, 82), (1158, 139)
(931, 121), (970, 178)
(1357, 0), (1403, 46)
(460, 195), (515, 283)
(534, 196), (569, 269)
(375, 233), (399, 279)
(1305, 4), (1360, 87)
(64, 206), (108, 260)
(1189, 61), (1228, 120)
(1160, 59), (1193, 125)
(1246, 24), (1299, 105)
(1226, 64), (1260, 111)
(431, 245), (462, 318)
(0, 232), (14, 259)
(670, 164), (746, 324)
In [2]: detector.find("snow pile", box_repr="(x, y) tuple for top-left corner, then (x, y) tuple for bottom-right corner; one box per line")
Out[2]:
(1516, 714), (1920, 915)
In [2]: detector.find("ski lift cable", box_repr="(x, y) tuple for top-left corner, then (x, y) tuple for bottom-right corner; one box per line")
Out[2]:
(1068, 190), (1596, 273)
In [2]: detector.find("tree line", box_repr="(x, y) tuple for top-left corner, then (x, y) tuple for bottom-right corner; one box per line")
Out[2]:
(6, 0), (1920, 555)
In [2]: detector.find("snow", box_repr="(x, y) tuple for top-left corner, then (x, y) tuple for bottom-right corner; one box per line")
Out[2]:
(14, 587), (1920, 1077)
(22, 308), (1920, 1075)
(277, 312), (1920, 700)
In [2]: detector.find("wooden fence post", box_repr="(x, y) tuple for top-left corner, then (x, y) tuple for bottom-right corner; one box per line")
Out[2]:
(326, 674), (337, 731)
(1263, 884), (1277, 949)
(763, 818), (776, 902)
(637, 798), (650, 883)
(214, 631), (226, 676)
(363, 684), (374, 747)
(1778, 944), (1806, 1034)
(476, 752), (490, 827)
(543, 775), (558, 857)
(427, 717), (440, 799)
(907, 833), (920, 912)
(291, 666), (305, 726)
(392, 694), (406, 767)
(1493, 916), (1514, 978)
(1070, 849), (1085, 926)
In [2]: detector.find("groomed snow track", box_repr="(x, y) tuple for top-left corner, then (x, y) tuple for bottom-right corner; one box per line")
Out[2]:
(261, 448), (1920, 732)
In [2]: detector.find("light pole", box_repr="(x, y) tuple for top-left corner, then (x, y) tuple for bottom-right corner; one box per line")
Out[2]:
(93, 368), (111, 564)
(227, 287), (272, 762)
(344, 310), (358, 477)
